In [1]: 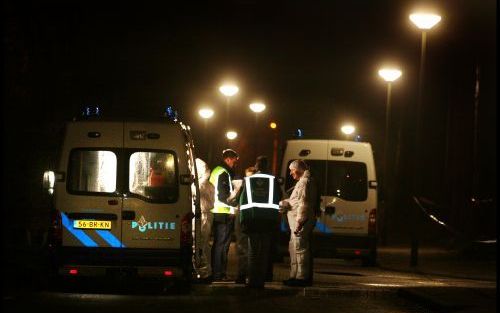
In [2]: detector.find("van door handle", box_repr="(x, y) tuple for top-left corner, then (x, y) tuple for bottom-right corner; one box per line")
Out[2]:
(122, 211), (136, 220)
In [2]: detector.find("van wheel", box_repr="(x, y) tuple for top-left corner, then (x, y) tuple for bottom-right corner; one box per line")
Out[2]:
(361, 250), (377, 267)
(166, 279), (191, 294)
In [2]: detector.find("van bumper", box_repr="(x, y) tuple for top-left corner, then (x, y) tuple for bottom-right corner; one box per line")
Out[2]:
(312, 233), (377, 258)
(50, 247), (192, 279)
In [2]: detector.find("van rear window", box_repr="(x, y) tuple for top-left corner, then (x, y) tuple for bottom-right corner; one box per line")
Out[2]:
(68, 150), (117, 193)
(129, 151), (178, 203)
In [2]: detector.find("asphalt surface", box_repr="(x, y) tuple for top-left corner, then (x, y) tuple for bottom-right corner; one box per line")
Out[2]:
(3, 241), (496, 313)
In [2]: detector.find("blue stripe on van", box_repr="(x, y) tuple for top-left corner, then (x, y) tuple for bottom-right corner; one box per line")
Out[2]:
(314, 221), (333, 234)
(61, 213), (99, 247)
(95, 230), (125, 248)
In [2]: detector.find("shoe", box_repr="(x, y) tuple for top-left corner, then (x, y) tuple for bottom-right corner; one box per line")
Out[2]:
(282, 278), (296, 286)
(194, 275), (213, 284)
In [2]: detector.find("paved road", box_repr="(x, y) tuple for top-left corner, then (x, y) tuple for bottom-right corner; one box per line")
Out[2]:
(4, 256), (495, 313)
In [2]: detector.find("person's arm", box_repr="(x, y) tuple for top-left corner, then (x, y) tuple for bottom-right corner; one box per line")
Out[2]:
(217, 172), (231, 205)
(295, 179), (308, 226)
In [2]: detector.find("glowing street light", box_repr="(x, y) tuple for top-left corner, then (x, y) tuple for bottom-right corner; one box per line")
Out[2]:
(249, 102), (266, 113)
(341, 124), (355, 139)
(226, 130), (238, 140)
(269, 122), (277, 129)
(378, 68), (402, 82)
(198, 107), (214, 119)
(409, 13), (441, 30)
(219, 84), (239, 97)
(219, 83), (239, 126)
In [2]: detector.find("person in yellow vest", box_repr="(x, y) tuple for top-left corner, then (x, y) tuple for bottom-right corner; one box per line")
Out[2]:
(209, 149), (239, 281)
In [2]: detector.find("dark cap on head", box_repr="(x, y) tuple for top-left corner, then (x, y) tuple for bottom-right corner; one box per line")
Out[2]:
(222, 149), (239, 159)
(255, 155), (269, 173)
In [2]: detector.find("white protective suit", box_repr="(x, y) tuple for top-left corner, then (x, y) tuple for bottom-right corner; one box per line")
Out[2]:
(281, 169), (317, 280)
(195, 158), (215, 278)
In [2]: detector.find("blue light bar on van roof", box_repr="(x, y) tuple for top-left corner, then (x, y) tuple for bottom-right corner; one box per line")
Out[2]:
(164, 105), (178, 122)
(81, 105), (101, 118)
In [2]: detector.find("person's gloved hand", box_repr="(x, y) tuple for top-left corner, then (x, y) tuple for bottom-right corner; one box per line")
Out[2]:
(279, 200), (291, 213)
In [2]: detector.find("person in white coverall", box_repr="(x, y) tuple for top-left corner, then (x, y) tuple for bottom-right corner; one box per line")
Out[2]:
(195, 158), (215, 281)
(280, 159), (318, 287)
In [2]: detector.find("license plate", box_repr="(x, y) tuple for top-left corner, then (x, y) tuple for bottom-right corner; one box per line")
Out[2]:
(73, 220), (112, 230)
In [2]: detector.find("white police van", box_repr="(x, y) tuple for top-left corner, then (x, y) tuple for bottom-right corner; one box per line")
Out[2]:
(280, 139), (378, 266)
(43, 108), (201, 290)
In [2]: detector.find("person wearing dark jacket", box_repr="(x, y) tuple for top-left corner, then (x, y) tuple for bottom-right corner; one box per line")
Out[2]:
(239, 156), (281, 288)
(209, 149), (239, 281)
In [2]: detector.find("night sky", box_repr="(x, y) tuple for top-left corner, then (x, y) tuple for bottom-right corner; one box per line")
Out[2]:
(3, 0), (496, 240)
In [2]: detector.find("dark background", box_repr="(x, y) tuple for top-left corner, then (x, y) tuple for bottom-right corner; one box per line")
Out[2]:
(2, 0), (496, 246)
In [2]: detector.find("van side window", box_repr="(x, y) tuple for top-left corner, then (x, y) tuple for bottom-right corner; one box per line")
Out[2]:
(129, 151), (178, 203)
(68, 150), (117, 193)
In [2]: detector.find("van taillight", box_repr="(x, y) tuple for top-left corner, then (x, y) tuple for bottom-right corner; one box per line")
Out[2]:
(49, 210), (62, 248)
(368, 209), (376, 234)
(180, 212), (194, 246)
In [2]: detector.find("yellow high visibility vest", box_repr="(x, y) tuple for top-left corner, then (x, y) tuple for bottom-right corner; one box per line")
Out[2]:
(209, 166), (235, 214)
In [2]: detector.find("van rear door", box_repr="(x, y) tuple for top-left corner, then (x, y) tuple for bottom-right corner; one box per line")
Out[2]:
(58, 122), (124, 249)
(321, 141), (369, 235)
(121, 123), (183, 249)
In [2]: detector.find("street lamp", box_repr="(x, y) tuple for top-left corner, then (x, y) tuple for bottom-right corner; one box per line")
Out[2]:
(219, 83), (239, 127)
(378, 67), (402, 246)
(198, 107), (215, 164)
(341, 124), (355, 140)
(409, 10), (441, 267)
(269, 122), (278, 175)
(249, 102), (266, 151)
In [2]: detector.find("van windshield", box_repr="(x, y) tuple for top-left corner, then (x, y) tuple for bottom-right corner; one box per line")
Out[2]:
(129, 151), (178, 203)
(286, 160), (368, 202)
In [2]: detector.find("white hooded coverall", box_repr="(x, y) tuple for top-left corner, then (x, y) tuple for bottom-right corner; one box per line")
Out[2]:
(195, 158), (215, 278)
(283, 169), (317, 280)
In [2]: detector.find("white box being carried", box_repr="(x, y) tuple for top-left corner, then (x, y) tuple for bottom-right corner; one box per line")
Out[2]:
(44, 116), (201, 289)
(280, 139), (378, 266)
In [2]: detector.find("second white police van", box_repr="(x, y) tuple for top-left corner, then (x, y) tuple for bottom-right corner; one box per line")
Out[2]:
(280, 139), (378, 266)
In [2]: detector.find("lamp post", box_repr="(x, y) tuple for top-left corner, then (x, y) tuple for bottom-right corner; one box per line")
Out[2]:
(270, 122), (278, 175)
(409, 11), (441, 267)
(198, 107), (214, 164)
(249, 102), (266, 152)
(341, 124), (355, 140)
(378, 67), (402, 246)
(219, 83), (239, 127)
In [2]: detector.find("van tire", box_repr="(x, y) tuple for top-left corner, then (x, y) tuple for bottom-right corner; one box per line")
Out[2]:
(361, 249), (377, 267)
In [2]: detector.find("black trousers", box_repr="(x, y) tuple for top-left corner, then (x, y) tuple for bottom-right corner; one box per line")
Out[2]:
(211, 214), (234, 279)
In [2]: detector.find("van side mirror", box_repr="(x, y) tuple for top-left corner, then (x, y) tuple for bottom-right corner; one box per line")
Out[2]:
(180, 174), (194, 185)
(42, 170), (65, 189)
(43, 170), (64, 195)
(42, 171), (55, 190)
(277, 177), (284, 185)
